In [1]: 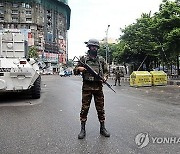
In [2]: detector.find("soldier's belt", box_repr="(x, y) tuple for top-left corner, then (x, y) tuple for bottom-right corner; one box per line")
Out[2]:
(83, 76), (100, 82)
(86, 77), (94, 81)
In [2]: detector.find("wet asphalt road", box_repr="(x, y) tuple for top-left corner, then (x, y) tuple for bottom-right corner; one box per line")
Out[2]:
(0, 75), (180, 154)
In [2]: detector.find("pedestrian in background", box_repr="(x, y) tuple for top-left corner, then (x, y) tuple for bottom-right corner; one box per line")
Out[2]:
(73, 39), (110, 139)
(114, 66), (124, 86)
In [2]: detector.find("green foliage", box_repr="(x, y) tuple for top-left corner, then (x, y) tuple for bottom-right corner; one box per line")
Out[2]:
(98, 43), (107, 59)
(28, 46), (39, 58)
(66, 59), (74, 67)
(104, 0), (180, 74)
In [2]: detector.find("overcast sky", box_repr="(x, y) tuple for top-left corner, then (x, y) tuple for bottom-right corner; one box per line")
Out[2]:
(68, 0), (163, 59)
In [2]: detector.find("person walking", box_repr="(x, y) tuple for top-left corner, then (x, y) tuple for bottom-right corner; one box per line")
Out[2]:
(73, 39), (110, 139)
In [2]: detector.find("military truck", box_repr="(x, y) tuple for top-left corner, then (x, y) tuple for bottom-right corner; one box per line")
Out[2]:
(0, 31), (41, 99)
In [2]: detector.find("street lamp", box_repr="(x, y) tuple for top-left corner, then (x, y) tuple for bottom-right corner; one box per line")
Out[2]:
(105, 25), (110, 64)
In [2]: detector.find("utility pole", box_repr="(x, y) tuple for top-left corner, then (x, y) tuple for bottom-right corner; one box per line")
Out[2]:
(105, 25), (110, 64)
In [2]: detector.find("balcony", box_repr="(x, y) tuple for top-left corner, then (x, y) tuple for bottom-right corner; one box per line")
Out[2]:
(11, 12), (18, 15)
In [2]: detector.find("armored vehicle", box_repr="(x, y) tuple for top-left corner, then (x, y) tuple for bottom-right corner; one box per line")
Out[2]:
(0, 31), (41, 99)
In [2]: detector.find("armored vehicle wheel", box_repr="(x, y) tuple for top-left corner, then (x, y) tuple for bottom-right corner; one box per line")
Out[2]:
(31, 76), (41, 99)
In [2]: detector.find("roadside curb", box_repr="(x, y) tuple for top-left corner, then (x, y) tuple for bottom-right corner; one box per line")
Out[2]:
(167, 80), (180, 86)
(109, 77), (180, 86)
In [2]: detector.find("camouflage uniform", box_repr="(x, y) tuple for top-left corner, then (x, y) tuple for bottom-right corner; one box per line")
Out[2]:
(74, 55), (108, 122)
(114, 67), (124, 86)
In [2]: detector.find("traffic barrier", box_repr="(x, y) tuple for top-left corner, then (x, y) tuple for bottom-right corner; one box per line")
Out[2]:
(130, 71), (152, 87)
(150, 71), (167, 86)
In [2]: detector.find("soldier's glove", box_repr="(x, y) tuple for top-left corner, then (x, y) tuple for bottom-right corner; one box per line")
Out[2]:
(103, 76), (108, 82)
(78, 67), (86, 72)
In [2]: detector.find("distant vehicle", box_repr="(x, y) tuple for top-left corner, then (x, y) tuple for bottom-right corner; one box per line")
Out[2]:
(59, 70), (65, 77)
(64, 70), (71, 76)
(42, 66), (53, 75)
(42, 70), (53, 75)
(42, 71), (53, 75)
(59, 70), (71, 77)
(153, 66), (168, 72)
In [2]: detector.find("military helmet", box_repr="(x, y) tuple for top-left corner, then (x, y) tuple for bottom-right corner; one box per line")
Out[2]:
(85, 39), (100, 48)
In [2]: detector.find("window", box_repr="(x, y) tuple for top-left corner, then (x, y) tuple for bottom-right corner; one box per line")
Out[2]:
(12, 10), (18, 14)
(26, 4), (31, 9)
(26, 18), (32, 22)
(0, 3), (3, 7)
(12, 17), (18, 22)
(22, 3), (25, 8)
(2, 24), (5, 28)
(0, 10), (4, 14)
(38, 38), (42, 43)
(0, 24), (3, 29)
(26, 11), (31, 15)
(0, 17), (4, 21)
(14, 24), (18, 29)
(12, 3), (18, 8)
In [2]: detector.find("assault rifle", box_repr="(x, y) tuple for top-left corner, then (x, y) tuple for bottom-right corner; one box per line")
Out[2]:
(73, 56), (116, 93)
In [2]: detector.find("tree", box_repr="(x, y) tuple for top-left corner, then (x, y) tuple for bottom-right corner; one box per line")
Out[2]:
(119, 13), (159, 71)
(98, 43), (107, 59)
(154, 0), (180, 74)
(112, 0), (180, 74)
(66, 59), (74, 67)
(28, 46), (39, 59)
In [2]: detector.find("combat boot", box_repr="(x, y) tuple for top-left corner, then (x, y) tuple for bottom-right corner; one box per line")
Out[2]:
(100, 122), (110, 137)
(114, 81), (117, 86)
(118, 81), (121, 86)
(78, 121), (86, 139)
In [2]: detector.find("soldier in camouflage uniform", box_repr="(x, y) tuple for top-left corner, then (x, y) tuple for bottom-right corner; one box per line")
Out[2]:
(74, 39), (110, 139)
(114, 66), (124, 86)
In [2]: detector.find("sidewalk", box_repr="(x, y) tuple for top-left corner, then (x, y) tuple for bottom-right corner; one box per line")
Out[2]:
(168, 79), (180, 86)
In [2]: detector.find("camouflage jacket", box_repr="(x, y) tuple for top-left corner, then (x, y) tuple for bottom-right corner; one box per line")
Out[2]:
(115, 69), (124, 78)
(74, 55), (108, 90)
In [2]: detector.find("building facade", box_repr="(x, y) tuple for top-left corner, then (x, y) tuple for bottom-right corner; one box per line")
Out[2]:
(0, 0), (71, 72)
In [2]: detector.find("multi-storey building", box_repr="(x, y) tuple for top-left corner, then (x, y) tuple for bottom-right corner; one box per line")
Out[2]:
(0, 0), (71, 72)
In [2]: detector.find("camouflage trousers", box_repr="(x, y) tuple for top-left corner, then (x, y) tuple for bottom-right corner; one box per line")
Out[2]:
(114, 77), (121, 85)
(80, 89), (105, 122)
